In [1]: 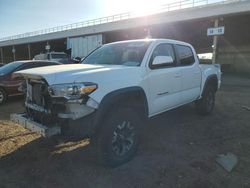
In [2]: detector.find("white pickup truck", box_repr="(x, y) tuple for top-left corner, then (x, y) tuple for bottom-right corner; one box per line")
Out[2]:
(13, 39), (221, 166)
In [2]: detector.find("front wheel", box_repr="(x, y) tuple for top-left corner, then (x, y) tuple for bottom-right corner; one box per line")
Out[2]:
(95, 108), (142, 167)
(196, 86), (215, 115)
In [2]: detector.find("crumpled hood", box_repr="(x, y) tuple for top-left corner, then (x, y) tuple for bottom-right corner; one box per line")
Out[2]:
(15, 64), (139, 85)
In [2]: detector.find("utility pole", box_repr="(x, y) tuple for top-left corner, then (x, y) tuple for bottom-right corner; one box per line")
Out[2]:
(27, 44), (31, 59)
(12, 46), (16, 61)
(212, 18), (219, 64)
(45, 42), (50, 53)
(0, 48), (3, 64)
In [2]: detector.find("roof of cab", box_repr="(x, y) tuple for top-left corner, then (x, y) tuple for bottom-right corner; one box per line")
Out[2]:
(108, 38), (192, 46)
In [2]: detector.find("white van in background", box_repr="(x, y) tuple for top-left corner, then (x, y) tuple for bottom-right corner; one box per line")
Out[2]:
(34, 52), (68, 63)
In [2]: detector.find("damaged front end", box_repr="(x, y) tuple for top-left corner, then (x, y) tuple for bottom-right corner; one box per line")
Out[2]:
(12, 77), (99, 137)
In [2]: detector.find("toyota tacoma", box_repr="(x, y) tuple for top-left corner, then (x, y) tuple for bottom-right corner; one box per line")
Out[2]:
(12, 39), (221, 166)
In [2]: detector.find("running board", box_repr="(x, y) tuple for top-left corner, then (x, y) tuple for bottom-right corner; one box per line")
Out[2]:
(10, 113), (61, 138)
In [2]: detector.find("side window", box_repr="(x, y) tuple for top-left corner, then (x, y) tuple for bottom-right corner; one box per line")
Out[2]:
(19, 62), (46, 70)
(176, 45), (195, 66)
(149, 43), (176, 68)
(37, 62), (53, 67)
(17, 63), (35, 71)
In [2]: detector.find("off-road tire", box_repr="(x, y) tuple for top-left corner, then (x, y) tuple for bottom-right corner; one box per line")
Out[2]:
(95, 107), (142, 167)
(196, 85), (215, 115)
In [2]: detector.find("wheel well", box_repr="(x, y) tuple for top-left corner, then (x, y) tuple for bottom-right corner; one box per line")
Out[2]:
(113, 91), (148, 119)
(102, 88), (148, 119)
(92, 87), (148, 134)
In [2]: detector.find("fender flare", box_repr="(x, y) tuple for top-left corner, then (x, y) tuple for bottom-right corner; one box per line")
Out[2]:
(202, 74), (218, 96)
(91, 86), (148, 133)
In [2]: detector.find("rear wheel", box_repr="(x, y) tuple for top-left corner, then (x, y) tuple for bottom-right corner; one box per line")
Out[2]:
(0, 88), (7, 105)
(196, 85), (215, 115)
(95, 108), (142, 167)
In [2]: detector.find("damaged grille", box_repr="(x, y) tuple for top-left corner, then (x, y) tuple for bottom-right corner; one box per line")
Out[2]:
(32, 82), (48, 106)
(25, 79), (66, 125)
(27, 80), (50, 107)
(26, 79), (55, 125)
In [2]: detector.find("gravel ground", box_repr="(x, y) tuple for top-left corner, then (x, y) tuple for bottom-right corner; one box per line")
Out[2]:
(0, 75), (250, 188)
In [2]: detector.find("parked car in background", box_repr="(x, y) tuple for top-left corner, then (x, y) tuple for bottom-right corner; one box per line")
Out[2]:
(0, 60), (61, 104)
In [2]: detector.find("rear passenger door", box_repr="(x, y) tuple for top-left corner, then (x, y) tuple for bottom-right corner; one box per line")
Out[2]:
(147, 43), (182, 116)
(175, 45), (201, 104)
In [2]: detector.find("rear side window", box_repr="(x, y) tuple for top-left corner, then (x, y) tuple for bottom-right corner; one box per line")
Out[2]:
(176, 45), (195, 66)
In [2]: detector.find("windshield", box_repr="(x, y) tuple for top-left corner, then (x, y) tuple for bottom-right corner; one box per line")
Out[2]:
(81, 41), (151, 66)
(0, 61), (24, 76)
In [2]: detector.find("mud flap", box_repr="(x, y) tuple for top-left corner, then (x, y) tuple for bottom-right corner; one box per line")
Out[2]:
(10, 113), (61, 138)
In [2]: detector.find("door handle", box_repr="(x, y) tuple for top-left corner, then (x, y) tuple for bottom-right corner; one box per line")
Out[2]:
(194, 71), (200, 74)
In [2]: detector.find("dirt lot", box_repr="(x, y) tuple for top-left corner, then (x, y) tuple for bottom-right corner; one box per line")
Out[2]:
(0, 75), (250, 188)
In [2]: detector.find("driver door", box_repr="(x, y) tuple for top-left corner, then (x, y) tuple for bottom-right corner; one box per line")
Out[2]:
(147, 43), (182, 116)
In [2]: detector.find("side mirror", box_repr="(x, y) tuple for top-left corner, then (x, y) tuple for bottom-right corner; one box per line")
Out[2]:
(152, 56), (173, 66)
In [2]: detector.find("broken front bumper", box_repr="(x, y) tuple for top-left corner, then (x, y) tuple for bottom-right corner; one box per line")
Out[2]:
(10, 113), (61, 137)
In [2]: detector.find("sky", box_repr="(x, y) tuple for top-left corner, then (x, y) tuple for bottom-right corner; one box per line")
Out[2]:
(0, 0), (178, 38)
